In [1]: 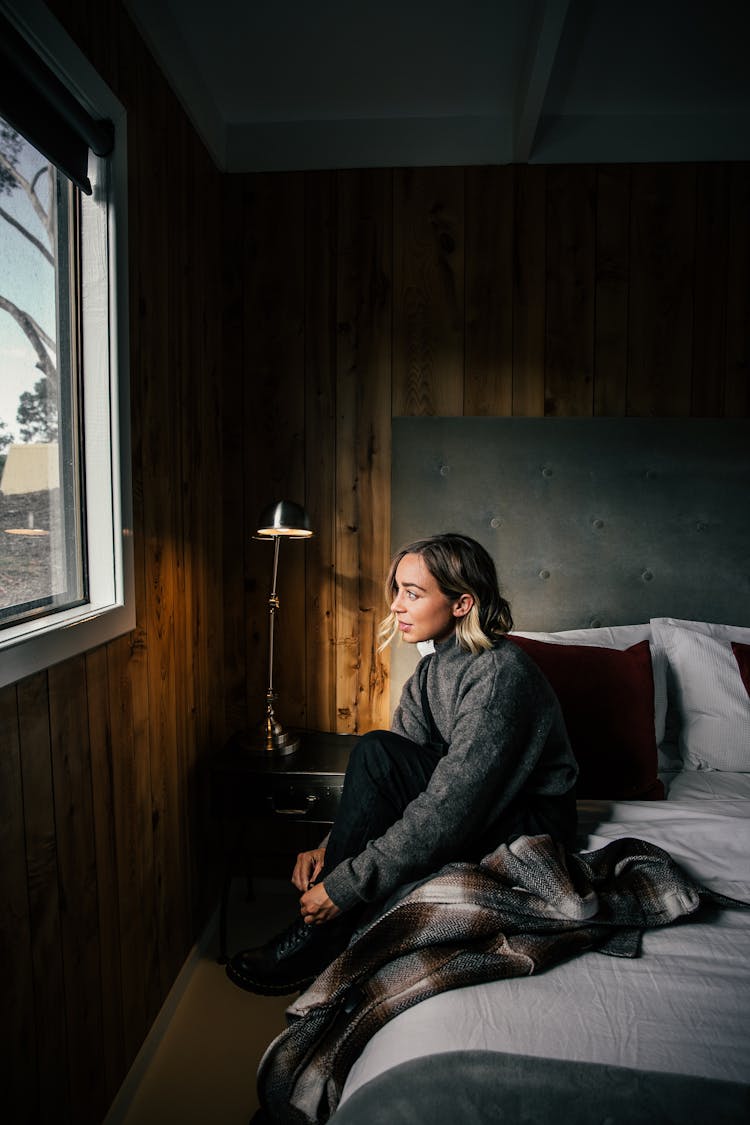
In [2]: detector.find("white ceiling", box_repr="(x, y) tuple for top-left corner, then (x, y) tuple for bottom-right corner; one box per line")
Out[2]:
(124, 0), (750, 172)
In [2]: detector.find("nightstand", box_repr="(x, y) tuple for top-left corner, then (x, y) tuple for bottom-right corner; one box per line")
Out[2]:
(211, 729), (358, 961)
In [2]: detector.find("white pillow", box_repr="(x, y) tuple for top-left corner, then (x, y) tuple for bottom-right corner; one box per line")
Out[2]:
(511, 624), (667, 748)
(650, 618), (750, 771)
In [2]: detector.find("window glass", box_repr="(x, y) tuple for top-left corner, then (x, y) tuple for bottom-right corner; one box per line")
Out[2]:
(0, 118), (86, 627)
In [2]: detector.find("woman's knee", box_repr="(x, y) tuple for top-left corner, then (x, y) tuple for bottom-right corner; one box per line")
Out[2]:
(349, 729), (418, 784)
(349, 729), (393, 773)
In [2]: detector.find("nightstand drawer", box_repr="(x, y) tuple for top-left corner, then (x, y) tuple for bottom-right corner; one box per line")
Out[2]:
(245, 777), (344, 823)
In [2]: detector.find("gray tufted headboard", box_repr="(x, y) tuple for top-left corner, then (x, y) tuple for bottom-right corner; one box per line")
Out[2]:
(389, 417), (750, 708)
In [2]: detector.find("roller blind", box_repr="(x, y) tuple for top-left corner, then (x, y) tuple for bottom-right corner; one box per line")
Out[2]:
(0, 10), (113, 194)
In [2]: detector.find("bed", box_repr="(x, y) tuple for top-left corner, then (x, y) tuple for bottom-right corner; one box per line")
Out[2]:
(257, 419), (750, 1123)
(328, 615), (750, 1124)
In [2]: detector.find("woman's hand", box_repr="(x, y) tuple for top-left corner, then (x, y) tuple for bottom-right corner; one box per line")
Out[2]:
(291, 847), (326, 892)
(299, 880), (341, 925)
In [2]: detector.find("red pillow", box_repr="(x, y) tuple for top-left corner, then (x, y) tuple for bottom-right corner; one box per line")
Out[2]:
(732, 642), (750, 697)
(507, 637), (663, 800)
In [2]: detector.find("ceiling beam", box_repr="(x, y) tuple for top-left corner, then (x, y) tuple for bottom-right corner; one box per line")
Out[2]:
(513, 0), (571, 163)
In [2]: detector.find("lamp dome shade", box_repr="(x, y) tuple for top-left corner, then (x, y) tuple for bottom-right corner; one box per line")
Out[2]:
(256, 500), (313, 537)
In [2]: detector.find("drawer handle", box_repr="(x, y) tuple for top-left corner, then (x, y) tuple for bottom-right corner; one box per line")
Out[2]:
(266, 794), (318, 816)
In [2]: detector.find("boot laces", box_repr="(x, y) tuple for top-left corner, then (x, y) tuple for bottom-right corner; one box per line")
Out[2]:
(276, 917), (312, 957)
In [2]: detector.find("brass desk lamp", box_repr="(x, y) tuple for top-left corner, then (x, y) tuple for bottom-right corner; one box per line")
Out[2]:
(252, 499), (313, 755)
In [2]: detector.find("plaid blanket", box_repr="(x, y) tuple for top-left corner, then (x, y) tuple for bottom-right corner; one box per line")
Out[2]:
(257, 835), (740, 1124)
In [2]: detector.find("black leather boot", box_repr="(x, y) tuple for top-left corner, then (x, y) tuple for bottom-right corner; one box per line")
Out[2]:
(225, 916), (351, 996)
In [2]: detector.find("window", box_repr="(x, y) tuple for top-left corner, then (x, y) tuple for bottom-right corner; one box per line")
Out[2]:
(0, 121), (86, 628)
(0, 1), (133, 687)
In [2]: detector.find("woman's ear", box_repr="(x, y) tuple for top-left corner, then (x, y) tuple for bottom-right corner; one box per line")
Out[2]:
(452, 594), (474, 619)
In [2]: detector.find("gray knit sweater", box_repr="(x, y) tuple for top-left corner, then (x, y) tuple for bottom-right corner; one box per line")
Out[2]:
(323, 636), (578, 914)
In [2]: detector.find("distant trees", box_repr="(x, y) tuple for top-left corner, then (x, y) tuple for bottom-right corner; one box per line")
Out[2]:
(0, 418), (12, 472)
(0, 122), (58, 445)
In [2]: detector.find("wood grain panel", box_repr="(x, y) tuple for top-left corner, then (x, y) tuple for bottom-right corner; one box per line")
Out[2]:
(17, 672), (68, 1123)
(107, 631), (158, 1065)
(172, 105), (198, 931)
(0, 683), (36, 1125)
(48, 658), (107, 1124)
(333, 172), (363, 733)
(628, 164), (696, 416)
(393, 167), (464, 416)
(545, 165), (596, 416)
(465, 166), (514, 416)
(725, 163), (750, 418)
(305, 171), (338, 734)
(336, 169), (393, 731)
(594, 165), (631, 415)
(85, 645), (126, 1105)
(222, 173), (249, 733)
(692, 164), (729, 416)
(348, 173), (392, 732)
(242, 173), (307, 731)
(187, 143), (225, 924)
(512, 165), (547, 416)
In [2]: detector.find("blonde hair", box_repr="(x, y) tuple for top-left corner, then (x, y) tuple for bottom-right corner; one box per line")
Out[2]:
(378, 533), (513, 655)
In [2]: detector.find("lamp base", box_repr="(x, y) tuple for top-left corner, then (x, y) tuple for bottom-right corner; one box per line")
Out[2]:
(237, 711), (300, 756)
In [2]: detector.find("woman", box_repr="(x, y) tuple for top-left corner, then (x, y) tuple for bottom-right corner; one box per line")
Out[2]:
(226, 533), (578, 996)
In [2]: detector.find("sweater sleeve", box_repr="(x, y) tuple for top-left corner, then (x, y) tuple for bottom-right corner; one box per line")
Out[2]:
(323, 651), (560, 912)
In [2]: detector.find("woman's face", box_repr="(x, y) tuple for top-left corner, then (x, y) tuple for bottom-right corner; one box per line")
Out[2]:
(390, 553), (471, 645)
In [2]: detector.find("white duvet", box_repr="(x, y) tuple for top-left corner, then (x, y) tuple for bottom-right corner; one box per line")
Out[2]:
(340, 785), (750, 1106)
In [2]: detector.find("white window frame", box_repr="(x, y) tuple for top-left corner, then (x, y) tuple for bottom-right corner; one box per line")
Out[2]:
(0, 0), (134, 688)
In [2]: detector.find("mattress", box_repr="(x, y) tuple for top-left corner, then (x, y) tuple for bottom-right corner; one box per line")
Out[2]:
(337, 789), (750, 1111)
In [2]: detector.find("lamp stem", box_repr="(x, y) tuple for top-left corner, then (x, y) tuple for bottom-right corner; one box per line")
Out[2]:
(257, 533), (298, 755)
(267, 534), (281, 695)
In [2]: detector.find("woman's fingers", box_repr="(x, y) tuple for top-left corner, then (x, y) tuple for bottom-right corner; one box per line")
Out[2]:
(291, 847), (326, 891)
(311, 852), (325, 884)
(291, 852), (313, 891)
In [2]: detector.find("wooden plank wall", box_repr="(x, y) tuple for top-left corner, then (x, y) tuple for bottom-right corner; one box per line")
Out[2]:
(0, 2), (225, 1122)
(225, 162), (750, 739)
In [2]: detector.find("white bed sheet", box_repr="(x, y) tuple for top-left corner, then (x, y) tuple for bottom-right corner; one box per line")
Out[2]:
(340, 791), (750, 1107)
